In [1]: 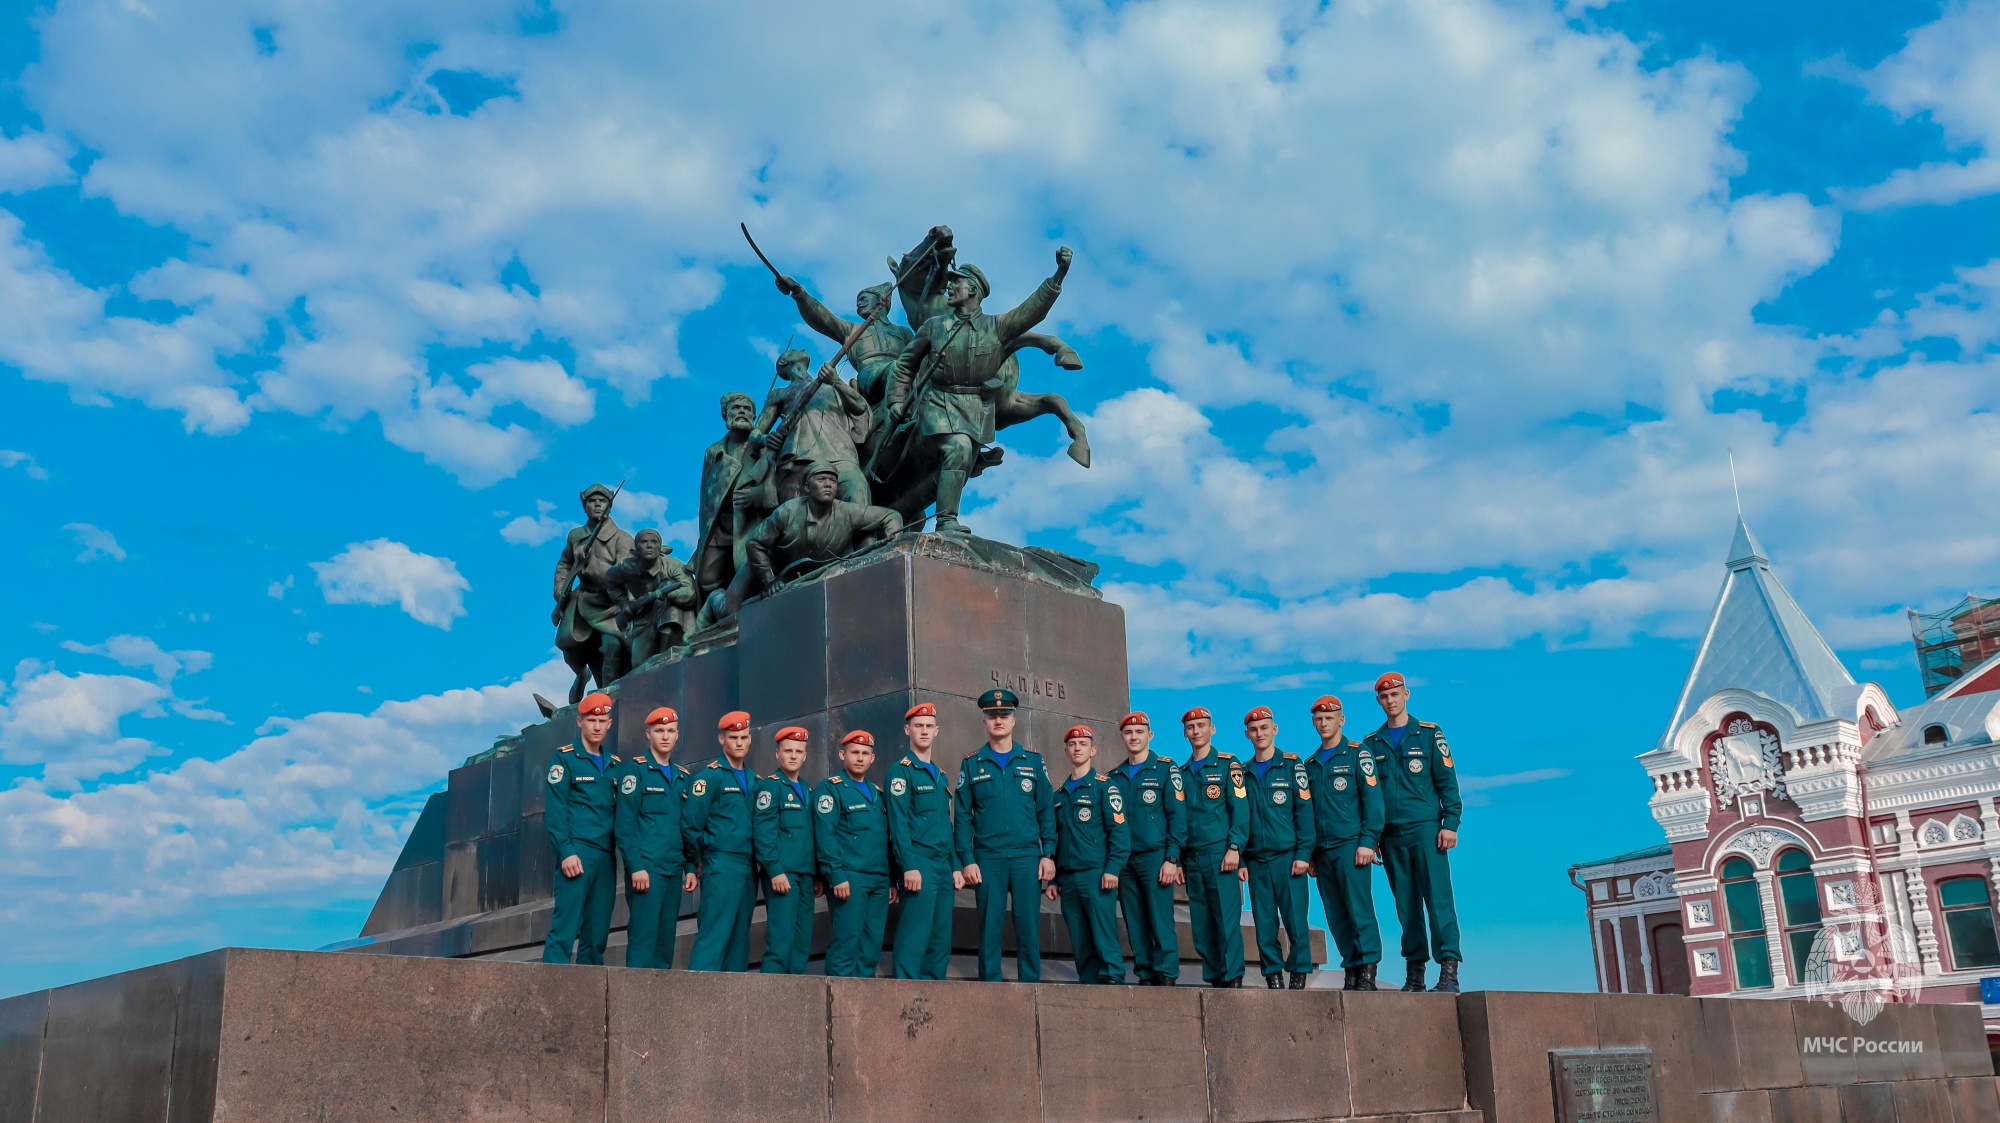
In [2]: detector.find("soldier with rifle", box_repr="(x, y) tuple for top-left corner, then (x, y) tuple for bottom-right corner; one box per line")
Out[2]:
(694, 392), (758, 601)
(552, 482), (633, 703)
(605, 528), (698, 668)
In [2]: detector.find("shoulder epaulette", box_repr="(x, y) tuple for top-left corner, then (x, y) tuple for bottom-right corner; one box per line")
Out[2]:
(1418, 720), (1438, 729)
(559, 746), (573, 754)
(900, 756), (912, 766)
(1282, 752), (1299, 760)
(674, 764), (689, 776)
(631, 753), (648, 764)
(830, 774), (844, 783)
(610, 755), (622, 763)
(707, 760), (724, 769)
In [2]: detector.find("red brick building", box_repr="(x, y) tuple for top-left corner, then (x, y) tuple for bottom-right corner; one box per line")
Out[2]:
(1571, 519), (2000, 1032)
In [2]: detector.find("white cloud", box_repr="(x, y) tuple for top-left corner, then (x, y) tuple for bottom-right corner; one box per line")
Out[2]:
(0, 130), (72, 192)
(311, 539), (470, 630)
(0, 450), (48, 479)
(0, 657), (567, 950)
(1852, 1), (2000, 209)
(499, 499), (566, 546)
(59, 635), (213, 684)
(64, 522), (126, 562)
(0, 659), (168, 785)
(267, 575), (294, 599)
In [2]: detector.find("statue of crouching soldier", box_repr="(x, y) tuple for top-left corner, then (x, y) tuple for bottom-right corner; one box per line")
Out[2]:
(605, 528), (699, 670)
(711, 462), (903, 614)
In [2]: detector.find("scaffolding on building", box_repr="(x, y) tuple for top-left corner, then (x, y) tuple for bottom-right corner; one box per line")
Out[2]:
(1909, 594), (2000, 698)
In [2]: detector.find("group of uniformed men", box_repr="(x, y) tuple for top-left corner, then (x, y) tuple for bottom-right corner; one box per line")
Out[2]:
(541, 672), (1464, 992)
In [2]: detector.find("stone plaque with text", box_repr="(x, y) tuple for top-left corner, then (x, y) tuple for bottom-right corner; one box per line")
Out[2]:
(1550, 1048), (1658, 1123)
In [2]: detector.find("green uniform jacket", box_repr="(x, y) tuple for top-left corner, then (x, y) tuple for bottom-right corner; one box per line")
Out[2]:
(613, 753), (693, 876)
(953, 744), (1057, 860)
(1051, 773), (1131, 876)
(1108, 754), (1187, 862)
(886, 755), (958, 871)
(814, 774), (891, 885)
(544, 741), (619, 859)
(1360, 718), (1463, 831)
(1182, 751), (1250, 852)
(1302, 740), (1384, 848)
(1241, 752), (1314, 863)
(752, 774), (816, 878)
(681, 759), (759, 868)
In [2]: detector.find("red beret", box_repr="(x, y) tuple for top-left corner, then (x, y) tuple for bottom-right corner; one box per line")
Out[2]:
(905, 703), (937, 720)
(1243, 706), (1274, 725)
(1120, 712), (1149, 729)
(578, 693), (613, 716)
(774, 725), (808, 743)
(1374, 672), (1406, 692)
(718, 711), (751, 732)
(1310, 696), (1342, 714)
(1181, 706), (1212, 724)
(841, 729), (875, 747)
(645, 706), (678, 726)
(1063, 725), (1095, 742)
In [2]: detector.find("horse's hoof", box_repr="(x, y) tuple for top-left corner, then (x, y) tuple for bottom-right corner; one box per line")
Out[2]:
(1054, 346), (1083, 370)
(1067, 438), (1091, 468)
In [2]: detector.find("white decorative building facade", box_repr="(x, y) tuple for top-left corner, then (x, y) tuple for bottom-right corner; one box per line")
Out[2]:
(1571, 519), (2000, 1034)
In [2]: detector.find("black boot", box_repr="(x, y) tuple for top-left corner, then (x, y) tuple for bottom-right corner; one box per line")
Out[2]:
(1431, 960), (1460, 994)
(1401, 960), (1427, 992)
(1355, 964), (1379, 991)
(1341, 967), (1358, 990)
(1287, 971), (1308, 990)
(1229, 977), (1244, 988)
(1266, 975), (1284, 989)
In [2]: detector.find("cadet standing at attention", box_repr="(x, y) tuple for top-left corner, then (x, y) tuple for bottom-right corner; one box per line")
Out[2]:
(1180, 706), (1248, 987)
(543, 692), (621, 965)
(816, 730), (892, 977)
(615, 707), (696, 969)
(752, 727), (819, 974)
(887, 702), (962, 980)
(1300, 696), (1383, 991)
(1241, 706), (1316, 988)
(683, 711), (760, 972)
(1109, 712), (1186, 986)
(955, 688), (1058, 982)
(1361, 672), (1465, 993)
(1047, 725), (1129, 984)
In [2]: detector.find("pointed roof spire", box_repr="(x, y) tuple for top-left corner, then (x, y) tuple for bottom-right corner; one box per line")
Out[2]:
(1726, 516), (1766, 568)
(1660, 517), (1855, 748)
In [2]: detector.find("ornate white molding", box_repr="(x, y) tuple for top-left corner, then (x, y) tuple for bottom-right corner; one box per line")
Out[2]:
(1711, 719), (1789, 807)
(1718, 825), (1812, 869)
(1906, 874), (1942, 976)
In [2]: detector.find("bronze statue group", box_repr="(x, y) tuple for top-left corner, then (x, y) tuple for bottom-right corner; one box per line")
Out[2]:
(543, 675), (1465, 993)
(551, 227), (1093, 706)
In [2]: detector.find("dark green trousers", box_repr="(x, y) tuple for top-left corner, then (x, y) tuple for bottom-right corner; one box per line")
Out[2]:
(973, 850), (1044, 982)
(688, 853), (755, 972)
(826, 874), (889, 977)
(891, 862), (956, 980)
(1184, 844), (1245, 985)
(622, 869), (684, 969)
(1380, 822), (1460, 963)
(1246, 853), (1312, 976)
(542, 845), (615, 965)
(1119, 849), (1181, 982)
(1312, 844), (1381, 969)
(1057, 870), (1124, 984)
(760, 872), (816, 975)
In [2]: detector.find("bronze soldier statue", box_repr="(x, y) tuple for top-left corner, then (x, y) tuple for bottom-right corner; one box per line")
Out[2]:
(694, 392), (757, 602)
(741, 462), (903, 598)
(883, 246), (1073, 535)
(553, 483), (635, 703)
(605, 528), (698, 670)
(747, 347), (872, 506)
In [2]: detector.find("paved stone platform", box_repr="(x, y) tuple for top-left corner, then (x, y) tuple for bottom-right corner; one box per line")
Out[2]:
(1, 948), (1993, 1122)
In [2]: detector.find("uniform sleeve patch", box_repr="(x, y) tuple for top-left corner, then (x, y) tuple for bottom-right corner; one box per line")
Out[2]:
(547, 764), (565, 784)
(619, 775), (637, 795)
(817, 794), (836, 814)
(691, 778), (707, 797)
(890, 777), (908, 796)
(756, 790), (773, 810)
(1359, 755), (1376, 777)
(1107, 789), (1125, 813)
(1169, 770), (1183, 791)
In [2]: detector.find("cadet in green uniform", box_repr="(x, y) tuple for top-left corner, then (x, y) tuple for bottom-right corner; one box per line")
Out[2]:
(543, 692), (621, 964)
(887, 702), (962, 980)
(1300, 696), (1384, 991)
(616, 706), (697, 969)
(753, 727), (819, 974)
(683, 711), (760, 972)
(1180, 706), (1249, 987)
(955, 688), (1058, 982)
(1361, 672), (1465, 993)
(1240, 706), (1315, 988)
(815, 730), (892, 977)
(1109, 712), (1186, 985)
(1047, 726), (1129, 984)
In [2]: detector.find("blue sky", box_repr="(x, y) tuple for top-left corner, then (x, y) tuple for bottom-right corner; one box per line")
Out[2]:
(3, 0), (1998, 995)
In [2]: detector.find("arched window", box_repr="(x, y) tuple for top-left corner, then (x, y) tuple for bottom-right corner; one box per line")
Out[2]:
(1939, 877), (2000, 971)
(1776, 850), (1823, 983)
(1721, 856), (1772, 989)
(1923, 725), (1949, 746)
